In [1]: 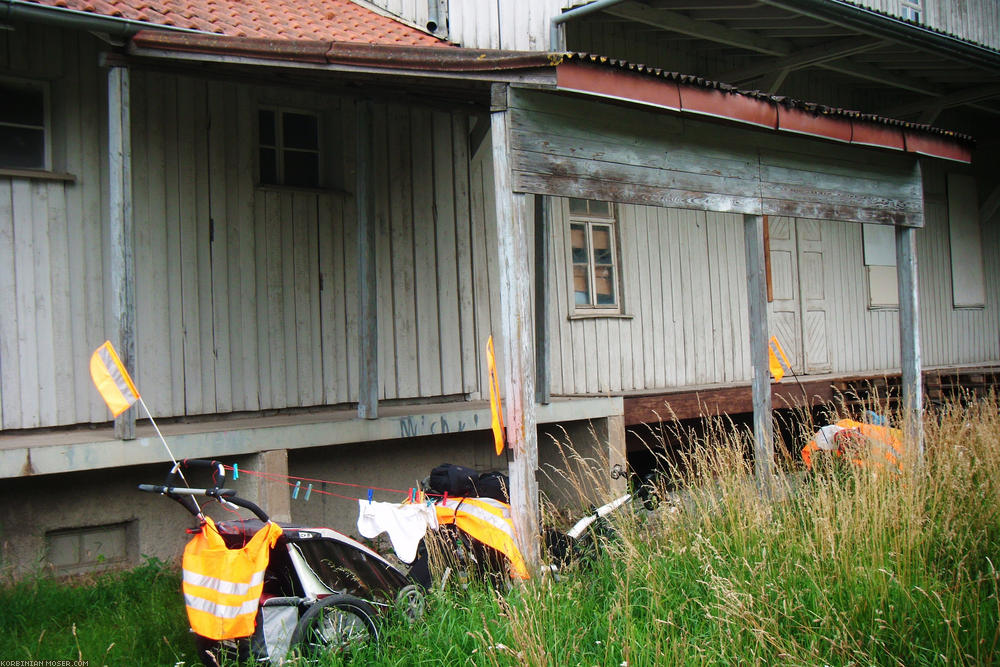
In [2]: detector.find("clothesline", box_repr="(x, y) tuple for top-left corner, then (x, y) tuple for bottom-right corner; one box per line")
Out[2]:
(220, 464), (441, 503)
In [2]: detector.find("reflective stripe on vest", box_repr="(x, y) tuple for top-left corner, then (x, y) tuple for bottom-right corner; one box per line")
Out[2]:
(436, 497), (529, 579)
(181, 517), (283, 640)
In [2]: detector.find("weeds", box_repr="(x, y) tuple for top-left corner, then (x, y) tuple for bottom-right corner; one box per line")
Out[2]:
(2, 396), (998, 666)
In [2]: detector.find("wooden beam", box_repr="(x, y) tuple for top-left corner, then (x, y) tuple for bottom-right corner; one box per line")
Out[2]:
(715, 36), (879, 84)
(606, 1), (791, 55)
(108, 65), (136, 441)
(896, 224), (924, 462)
(535, 194), (551, 405)
(744, 213), (773, 490)
(623, 379), (835, 424)
(356, 99), (378, 420)
(884, 82), (1000, 119)
(491, 84), (540, 571)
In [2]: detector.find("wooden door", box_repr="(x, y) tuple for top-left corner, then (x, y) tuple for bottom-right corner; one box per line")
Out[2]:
(767, 217), (831, 375)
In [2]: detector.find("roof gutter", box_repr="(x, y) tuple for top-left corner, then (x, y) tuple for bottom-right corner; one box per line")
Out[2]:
(0, 0), (211, 40)
(761, 0), (1000, 70)
(550, 0), (627, 51)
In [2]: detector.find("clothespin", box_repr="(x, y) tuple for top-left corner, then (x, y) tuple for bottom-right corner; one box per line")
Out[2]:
(442, 491), (448, 506)
(232, 463), (239, 479)
(367, 489), (373, 505)
(410, 487), (416, 503)
(292, 480), (301, 500)
(304, 483), (313, 501)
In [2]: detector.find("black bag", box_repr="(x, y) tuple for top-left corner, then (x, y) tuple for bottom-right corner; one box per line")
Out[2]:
(475, 471), (510, 503)
(427, 463), (479, 497)
(426, 464), (510, 503)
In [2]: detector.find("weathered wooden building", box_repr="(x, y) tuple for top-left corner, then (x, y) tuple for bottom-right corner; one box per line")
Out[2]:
(0, 0), (996, 576)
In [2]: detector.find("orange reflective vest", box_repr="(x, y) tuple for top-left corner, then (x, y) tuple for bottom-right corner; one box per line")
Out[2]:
(435, 497), (529, 580)
(802, 419), (904, 472)
(182, 517), (284, 640)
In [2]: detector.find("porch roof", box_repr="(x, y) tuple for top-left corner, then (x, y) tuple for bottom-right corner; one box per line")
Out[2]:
(127, 31), (973, 163)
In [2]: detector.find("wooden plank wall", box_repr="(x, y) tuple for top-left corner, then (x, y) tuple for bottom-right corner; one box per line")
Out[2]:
(546, 201), (752, 396)
(509, 89), (923, 227)
(853, 0), (1000, 50)
(130, 73), (482, 418)
(0, 22), (484, 429)
(0, 25), (109, 430)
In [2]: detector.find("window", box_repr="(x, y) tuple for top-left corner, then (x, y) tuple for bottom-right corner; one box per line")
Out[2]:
(947, 173), (985, 308)
(568, 198), (621, 313)
(900, 0), (921, 22)
(862, 224), (898, 309)
(258, 107), (321, 188)
(0, 79), (48, 170)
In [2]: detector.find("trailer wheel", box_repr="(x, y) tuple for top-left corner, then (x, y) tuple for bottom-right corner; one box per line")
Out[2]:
(395, 584), (425, 623)
(290, 594), (379, 658)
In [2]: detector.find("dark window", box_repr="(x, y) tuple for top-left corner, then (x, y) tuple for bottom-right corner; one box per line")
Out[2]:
(0, 80), (46, 169)
(258, 107), (321, 188)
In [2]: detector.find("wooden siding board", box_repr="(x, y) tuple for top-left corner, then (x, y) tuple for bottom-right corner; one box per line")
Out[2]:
(453, 114), (477, 395)
(193, 82), (216, 415)
(233, 85), (260, 412)
(549, 197), (569, 395)
(13, 180), (40, 426)
(412, 107), (443, 397)
(253, 193), (272, 408)
(176, 77), (203, 414)
(160, 74), (186, 417)
(280, 193), (298, 405)
(432, 111), (461, 395)
(388, 106), (418, 399)
(0, 180), (16, 428)
(208, 86), (233, 415)
(375, 104), (396, 400)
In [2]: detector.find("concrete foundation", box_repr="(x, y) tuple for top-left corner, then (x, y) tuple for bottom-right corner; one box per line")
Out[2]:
(0, 410), (625, 580)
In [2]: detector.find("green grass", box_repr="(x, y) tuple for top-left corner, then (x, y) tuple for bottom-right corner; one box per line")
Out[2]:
(0, 558), (195, 665)
(3, 396), (999, 666)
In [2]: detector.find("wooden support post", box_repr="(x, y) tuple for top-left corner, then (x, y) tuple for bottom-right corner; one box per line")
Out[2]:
(744, 213), (773, 491)
(357, 99), (378, 420)
(535, 194), (551, 405)
(108, 65), (136, 440)
(491, 84), (540, 571)
(896, 224), (924, 462)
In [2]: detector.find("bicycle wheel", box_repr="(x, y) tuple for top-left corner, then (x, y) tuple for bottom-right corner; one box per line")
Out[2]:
(290, 594), (379, 659)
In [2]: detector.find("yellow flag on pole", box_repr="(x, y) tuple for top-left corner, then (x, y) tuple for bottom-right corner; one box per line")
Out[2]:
(90, 341), (140, 417)
(487, 335), (506, 456)
(768, 336), (791, 382)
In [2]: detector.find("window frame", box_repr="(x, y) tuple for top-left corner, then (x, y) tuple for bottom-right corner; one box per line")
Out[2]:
(256, 105), (323, 189)
(565, 198), (624, 317)
(0, 77), (52, 172)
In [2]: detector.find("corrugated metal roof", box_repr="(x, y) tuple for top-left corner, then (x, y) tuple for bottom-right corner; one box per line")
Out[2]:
(19, 0), (444, 45)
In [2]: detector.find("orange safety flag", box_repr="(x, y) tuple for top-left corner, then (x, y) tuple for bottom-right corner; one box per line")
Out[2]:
(768, 336), (791, 382)
(435, 496), (528, 580)
(90, 341), (140, 417)
(487, 336), (506, 456)
(182, 517), (284, 640)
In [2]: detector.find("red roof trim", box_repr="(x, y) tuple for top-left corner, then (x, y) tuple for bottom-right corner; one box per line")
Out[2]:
(556, 60), (680, 111)
(903, 132), (974, 163)
(556, 59), (972, 163)
(679, 85), (778, 129)
(778, 106), (852, 143)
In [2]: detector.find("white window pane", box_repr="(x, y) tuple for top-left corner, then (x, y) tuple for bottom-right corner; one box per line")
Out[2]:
(569, 198), (589, 215)
(571, 223), (588, 264)
(592, 225), (613, 265)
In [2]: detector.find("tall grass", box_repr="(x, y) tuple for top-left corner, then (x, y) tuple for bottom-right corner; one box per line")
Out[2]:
(0, 558), (195, 665)
(3, 396), (998, 666)
(359, 394), (1000, 666)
